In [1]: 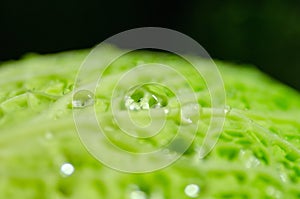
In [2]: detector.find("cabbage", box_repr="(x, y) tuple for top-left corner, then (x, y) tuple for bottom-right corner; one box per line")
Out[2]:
(0, 48), (300, 198)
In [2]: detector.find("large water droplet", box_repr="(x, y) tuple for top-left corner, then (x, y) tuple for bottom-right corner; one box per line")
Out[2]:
(130, 190), (148, 199)
(72, 90), (94, 108)
(184, 184), (200, 198)
(124, 84), (172, 111)
(60, 163), (75, 177)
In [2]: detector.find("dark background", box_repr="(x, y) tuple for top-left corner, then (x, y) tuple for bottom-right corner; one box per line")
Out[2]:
(1, 0), (300, 90)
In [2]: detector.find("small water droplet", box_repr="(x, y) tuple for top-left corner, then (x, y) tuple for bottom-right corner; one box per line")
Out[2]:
(72, 90), (94, 108)
(45, 131), (53, 140)
(130, 190), (148, 199)
(239, 150), (261, 168)
(277, 164), (288, 183)
(266, 186), (282, 199)
(136, 60), (145, 65)
(164, 108), (169, 114)
(104, 126), (115, 132)
(60, 163), (75, 177)
(245, 156), (260, 168)
(181, 103), (199, 125)
(182, 116), (193, 124)
(162, 148), (177, 159)
(54, 109), (64, 120)
(224, 105), (231, 114)
(184, 184), (200, 198)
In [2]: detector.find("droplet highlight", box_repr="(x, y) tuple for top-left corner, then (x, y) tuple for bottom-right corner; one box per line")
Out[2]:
(184, 184), (200, 198)
(60, 163), (75, 177)
(72, 90), (94, 108)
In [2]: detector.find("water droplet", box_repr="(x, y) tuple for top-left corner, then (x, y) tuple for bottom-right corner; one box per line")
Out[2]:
(136, 60), (145, 65)
(54, 109), (65, 120)
(60, 163), (75, 177)
(184, 184), (200, 198)
(45, 131), (53, 140)
(182, 116), (193, 124)
(279, 172), (288, 183)
(164, 108), (169, 114)
(276, 164), (288, 183)
(224, 105), (231, 114)
(72, 90), (94, 108)
(125, 95), (149, 111)
(162, 148), (177, 160)
(130, 190), (148, 199)
(239, 150), (260, 168)
(266, 186), (282, 199)
(124, 84), (171, 111)
(245, 156), (260, 168)
(181, 103), (199, 125)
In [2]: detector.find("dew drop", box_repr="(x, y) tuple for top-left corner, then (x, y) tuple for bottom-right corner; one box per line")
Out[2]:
(266, 186), (282, 199)
(164, 108), (169, 114)
(184, 184), (200, 198)
(279, 172), (288, 183)
(130, 190), (148, 199)
(181, 103), (199, 125)
(125, 95), (149, 111)
(182, 116), (193, 124)
(245, 156), (260, 168)
(224, 105), (231, 114)
(72, 90), (94, 108)
(124, 84), (171, 111)
(136, 60), (145, 65)
(162, 148), (177, 160)
(277, 164), (288, 183)
(239, 150), (261, 168)
(45, 131), (53, 140)
(60, 163), (75, 177)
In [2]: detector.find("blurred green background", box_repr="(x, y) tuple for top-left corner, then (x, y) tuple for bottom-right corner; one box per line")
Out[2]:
(1, 0), (300, 90)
